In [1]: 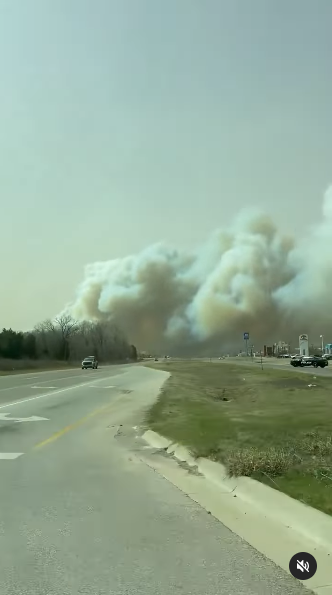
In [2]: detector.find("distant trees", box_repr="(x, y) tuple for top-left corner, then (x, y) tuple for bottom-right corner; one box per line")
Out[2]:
(0, 316), (137, 363)
(68, 319), (133, 362)
(0, 328), (37, 359)
(129, 344), (138, 361)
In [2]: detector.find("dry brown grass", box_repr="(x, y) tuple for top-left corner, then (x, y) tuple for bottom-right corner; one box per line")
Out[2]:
(226, 446), (296, 477)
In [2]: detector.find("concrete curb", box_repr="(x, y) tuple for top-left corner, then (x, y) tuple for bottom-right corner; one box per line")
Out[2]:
(142, 430), (332, 554)
(142, 429), (172, 450)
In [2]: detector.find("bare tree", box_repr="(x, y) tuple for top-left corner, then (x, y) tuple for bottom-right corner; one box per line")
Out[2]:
(54, 314), (79, 360)
(33, 319), (57, 358)
(32, 316), (135, 363)
(69, 321), (95, 360)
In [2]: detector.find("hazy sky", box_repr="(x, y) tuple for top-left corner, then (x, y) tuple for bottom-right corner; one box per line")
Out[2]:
(1, 0), (331, 330)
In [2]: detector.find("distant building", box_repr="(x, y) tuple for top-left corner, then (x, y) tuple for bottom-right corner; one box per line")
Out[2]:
(264, 345), (273, 357)
(275, 341), (289, 355)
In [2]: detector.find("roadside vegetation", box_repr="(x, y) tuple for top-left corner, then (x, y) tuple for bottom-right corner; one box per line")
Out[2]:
(145, 360), (332, 516)
(0, 316), (137, 374)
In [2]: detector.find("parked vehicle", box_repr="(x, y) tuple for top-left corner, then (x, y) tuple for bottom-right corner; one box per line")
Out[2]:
(82, 356), (98, 369)
(290, 356), (328, 368)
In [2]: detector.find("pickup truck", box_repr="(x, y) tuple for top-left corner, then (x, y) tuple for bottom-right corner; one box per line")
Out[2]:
(82, 356), (98, 369)
(290, 356), (328, 369)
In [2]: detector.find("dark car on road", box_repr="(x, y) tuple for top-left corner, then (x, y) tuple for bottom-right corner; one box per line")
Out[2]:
(290, 355), (328, 368)
(82, 356), (98, 369)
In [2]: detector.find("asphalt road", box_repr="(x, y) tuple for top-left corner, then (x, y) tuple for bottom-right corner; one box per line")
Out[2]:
(0, 365), (309, 595)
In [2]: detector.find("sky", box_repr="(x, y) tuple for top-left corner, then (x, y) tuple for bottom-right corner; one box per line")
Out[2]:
(0, 0), (331, 332)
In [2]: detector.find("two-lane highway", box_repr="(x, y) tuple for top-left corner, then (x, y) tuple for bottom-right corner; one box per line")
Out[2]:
(0, 365), (132, 459)
(0, 365), (129, 405)
(0, 364), (310, 594)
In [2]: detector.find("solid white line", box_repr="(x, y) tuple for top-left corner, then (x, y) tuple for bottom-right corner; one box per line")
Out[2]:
(0, 376), (122, 410)
(0, 453), (24, 459)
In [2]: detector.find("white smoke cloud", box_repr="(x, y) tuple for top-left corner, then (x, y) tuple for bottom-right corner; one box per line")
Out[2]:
(67, 187), (332, 353)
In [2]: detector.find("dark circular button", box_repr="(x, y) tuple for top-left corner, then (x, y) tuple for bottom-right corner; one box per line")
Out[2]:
(289, 552), (317, 580)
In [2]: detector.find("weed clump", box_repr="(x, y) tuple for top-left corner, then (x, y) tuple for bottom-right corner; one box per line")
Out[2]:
(226, 446), (295, 477)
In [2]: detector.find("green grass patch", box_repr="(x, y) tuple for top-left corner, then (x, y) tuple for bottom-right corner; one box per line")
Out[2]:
(144, 360), (332, 515)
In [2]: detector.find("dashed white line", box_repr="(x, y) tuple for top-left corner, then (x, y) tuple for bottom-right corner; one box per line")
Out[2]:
(0, 374), (93, 393)
(30, 386), (57, 389)
(89, 385), (116, 389)
(0, 376), (122, 410)
(0, 413), (49, 422)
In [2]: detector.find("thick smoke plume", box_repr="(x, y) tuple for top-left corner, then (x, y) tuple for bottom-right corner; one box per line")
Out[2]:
(68, 187), (332, 354)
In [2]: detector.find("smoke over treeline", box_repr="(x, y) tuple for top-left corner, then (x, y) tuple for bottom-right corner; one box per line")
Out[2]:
(68, 187), (332, 355)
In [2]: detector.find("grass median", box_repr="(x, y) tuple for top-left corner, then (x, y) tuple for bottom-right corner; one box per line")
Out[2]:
(144, 360), (332, 516)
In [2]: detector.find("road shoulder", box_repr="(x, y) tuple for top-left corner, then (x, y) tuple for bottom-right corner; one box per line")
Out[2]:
(138, 429), (331, 594)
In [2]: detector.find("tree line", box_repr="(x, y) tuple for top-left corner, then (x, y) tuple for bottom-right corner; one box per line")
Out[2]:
(0, 315), (137, 362)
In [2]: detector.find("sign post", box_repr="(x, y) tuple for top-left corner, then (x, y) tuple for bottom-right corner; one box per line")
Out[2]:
(299, 334), (309, 357)
(243, 332), (249, 356)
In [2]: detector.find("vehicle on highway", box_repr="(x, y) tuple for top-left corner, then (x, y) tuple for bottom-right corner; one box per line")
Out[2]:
(82, 355), (98, 369)
(277, 353), (291, 358)
(290, 355), (328, 368)
(322, 353), (332, 360)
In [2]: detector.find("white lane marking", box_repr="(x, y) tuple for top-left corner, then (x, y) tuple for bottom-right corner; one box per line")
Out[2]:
(0, 413), (49, 422)
(0, 376), (121, 410)
(0, 453), (24, 459)
(0, 366), (116, 381)
(0, 369), (78, 382)
(0, 365), (125, 387)
(30, 386), (56, 389)
(0, 373), (101, 393)
(89, 385), (116, 388)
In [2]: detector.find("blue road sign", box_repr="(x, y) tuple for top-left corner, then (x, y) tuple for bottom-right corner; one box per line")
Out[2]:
(244, 332), (249, 340)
